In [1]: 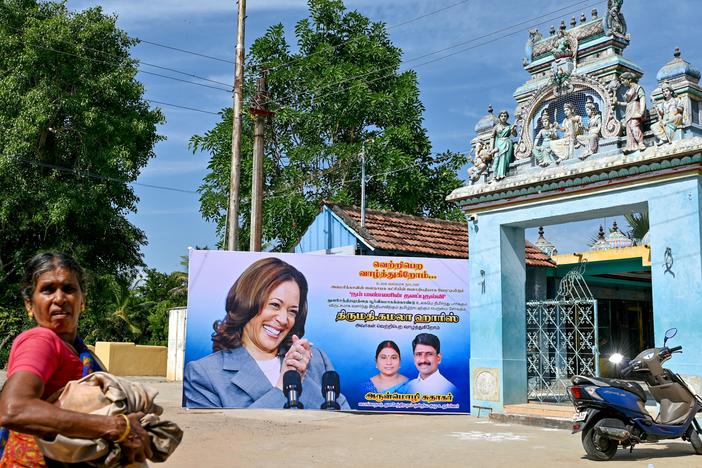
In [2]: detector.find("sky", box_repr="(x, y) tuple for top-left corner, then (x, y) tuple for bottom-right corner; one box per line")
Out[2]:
(62, 0), (702, 273)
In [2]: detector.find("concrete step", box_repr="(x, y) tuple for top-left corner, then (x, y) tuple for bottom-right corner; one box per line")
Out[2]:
(503, 403), (575, 418)
(488, 403), (575, 430)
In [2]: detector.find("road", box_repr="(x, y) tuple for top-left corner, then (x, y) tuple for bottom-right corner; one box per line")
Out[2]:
(2, 372), (701, 467)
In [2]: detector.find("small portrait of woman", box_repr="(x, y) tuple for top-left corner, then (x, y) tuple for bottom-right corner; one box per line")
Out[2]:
(184, 257), (349, 409)
(365, 340), (409, 393)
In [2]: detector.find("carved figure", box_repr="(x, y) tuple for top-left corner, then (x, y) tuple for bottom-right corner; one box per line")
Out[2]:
(577, 97), (602, 159)
(490, 111), (520, 181)
(652, 82), (684, 145)
(552, 28), (572, 57)
(531, 111), (558, 167)
(612, 72), (646, 153)
(524, 28), (543, 63)
(553, 102), (583, 161)
(606, 0), (627, 38)
(468, 140), (496, 182)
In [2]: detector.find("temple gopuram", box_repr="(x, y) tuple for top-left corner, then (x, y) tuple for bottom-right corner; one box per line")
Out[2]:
(448, 1), (702, 410)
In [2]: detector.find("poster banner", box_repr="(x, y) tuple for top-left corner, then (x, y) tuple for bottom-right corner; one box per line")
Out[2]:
(183, 250), (470, 413)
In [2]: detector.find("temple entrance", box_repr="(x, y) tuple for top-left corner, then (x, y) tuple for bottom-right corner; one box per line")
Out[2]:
(526, 264), (598, 403)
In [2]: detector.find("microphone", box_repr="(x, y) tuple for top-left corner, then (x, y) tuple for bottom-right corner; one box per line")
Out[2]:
(283, 370), (304, 409)
(320, 370), (341, 410)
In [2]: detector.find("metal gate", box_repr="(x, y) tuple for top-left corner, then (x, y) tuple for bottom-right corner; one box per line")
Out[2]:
(526, 263), (598, 402)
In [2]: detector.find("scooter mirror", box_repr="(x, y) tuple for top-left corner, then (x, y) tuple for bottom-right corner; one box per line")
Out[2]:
(663, 327), (678, 346)
(609, 353), (625, 364)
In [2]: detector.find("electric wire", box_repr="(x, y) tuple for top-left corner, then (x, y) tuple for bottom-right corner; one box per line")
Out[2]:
(24, 159), (199, 194)
(137, 38), (234, 65)
(4, 22), (235, 90)
(265, 0), (600, 111)
(263, 0), (473, 73)
(23, 41), (233, 93)
(145, 99), (221, 115)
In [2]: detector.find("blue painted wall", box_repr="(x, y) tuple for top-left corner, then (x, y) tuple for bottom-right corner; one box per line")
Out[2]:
(295, 206), (359, 254)
(469, 174), (702, 411)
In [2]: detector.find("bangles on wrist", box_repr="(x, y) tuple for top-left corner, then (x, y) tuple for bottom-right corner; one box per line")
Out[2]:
(115, 414), (131, 443)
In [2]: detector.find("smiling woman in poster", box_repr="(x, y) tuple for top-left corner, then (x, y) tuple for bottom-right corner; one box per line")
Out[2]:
(184, 257), (349, 409)
(364, 340), (409, 393)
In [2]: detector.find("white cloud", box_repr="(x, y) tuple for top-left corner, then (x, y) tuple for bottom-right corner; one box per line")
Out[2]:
(141, 160), (207, 178)
(67, 0), (310, 22)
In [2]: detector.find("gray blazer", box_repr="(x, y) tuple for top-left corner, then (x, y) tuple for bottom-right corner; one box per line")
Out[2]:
(184, 346), (350, 410)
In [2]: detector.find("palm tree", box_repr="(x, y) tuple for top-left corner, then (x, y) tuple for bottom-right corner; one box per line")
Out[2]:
(624, 211), (649, 245)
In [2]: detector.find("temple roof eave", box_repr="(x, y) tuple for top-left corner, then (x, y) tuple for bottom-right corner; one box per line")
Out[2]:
(447, 138), (702, 205)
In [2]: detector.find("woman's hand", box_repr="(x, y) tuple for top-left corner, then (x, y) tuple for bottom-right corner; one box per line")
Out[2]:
(280, 335), (313, 382)
(116, 412), (152, 464)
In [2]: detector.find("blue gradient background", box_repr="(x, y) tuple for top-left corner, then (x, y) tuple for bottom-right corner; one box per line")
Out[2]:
(184, 250), (470, 412)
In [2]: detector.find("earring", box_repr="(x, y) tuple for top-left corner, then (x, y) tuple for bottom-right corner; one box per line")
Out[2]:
(28, 311), (34, 319)
(81, 303), (86, 312)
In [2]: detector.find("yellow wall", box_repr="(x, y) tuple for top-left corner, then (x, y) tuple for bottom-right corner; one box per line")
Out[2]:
(94, 342), (167, 376)
(552, 245), (651, 267)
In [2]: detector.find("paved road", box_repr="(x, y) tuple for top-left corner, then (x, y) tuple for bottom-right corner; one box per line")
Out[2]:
(2, 372), (701, 467)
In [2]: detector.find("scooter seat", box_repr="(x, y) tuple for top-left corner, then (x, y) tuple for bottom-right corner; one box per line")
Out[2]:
(572, 375), (647, 402)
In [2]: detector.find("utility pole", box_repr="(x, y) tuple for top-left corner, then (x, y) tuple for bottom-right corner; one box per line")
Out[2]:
(360, 144), (366, 227)
(227, 0), (246, 250)
(249, 70), (272, 251)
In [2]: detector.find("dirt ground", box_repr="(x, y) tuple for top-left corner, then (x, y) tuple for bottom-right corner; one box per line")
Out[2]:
(3, 372), (702, 467)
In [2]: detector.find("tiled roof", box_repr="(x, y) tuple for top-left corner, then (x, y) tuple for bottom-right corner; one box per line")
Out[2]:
(524, 242), (558, 268)
(324, 202), (555, 267)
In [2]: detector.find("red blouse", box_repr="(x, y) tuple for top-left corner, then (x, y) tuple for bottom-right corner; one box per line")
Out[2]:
(7, 327), (83, 399)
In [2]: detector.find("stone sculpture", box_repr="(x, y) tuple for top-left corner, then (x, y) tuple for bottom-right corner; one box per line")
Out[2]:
(468, 140), (495, 182)
(606, 0), (627, 39)
(612, 72), (646, 153)
(577, 97), (602, 158)
(531, 111), (558, 167)
(652, 81), (684, 145)
(490, 111), (521, 181)
(553, 102), (583, 161)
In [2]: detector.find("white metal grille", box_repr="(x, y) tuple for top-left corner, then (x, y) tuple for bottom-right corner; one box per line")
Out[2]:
(526, 263), (598, 402)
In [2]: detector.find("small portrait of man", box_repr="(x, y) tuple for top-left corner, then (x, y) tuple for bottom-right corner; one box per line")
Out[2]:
(406, 333), (457, 395)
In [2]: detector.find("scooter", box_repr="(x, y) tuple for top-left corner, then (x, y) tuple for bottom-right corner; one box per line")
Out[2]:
(568, 328), (702, 460)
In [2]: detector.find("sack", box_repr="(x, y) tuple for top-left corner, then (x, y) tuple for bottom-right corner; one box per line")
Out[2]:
(37, 372), (182, 468)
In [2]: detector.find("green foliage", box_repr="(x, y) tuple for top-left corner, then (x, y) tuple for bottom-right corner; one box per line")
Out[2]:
(624, 211), (649, 244)
(0, 306), (30, 368)
(0, 0), (164, 342)
(192, 0), (467, 250)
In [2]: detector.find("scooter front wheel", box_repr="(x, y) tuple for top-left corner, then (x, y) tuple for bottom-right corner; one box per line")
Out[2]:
(690, 427), (702, 455)
(582, 421), (618, 461)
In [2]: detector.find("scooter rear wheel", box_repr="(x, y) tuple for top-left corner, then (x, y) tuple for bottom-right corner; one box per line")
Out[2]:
(582, 421), (618, 461)
(690, 427), (702, 455)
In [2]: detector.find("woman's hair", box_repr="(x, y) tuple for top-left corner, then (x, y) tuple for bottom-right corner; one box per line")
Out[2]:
(211, 257), (309, 354)
(375, 340), (401, 360)
(21, 252), (85, 301)
(498, 110), (509, 119)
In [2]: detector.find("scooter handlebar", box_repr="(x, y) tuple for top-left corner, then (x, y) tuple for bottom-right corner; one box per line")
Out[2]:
(620, 363), (635, 376)
(669, 345), (683, 353)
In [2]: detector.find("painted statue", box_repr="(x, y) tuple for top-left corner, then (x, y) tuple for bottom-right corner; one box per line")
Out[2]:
(490, 110), (520, 181)
(606, 0), (627, 38)
(532, 111), (558, 167)
(468, 140), (496, 182)
(612, 72), (646, 153)
(554, 102), (583, 161)
(576, 97), (602, 159)
(652, 81), (684, 145)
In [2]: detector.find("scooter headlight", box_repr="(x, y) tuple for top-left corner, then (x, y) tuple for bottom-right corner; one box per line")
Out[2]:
(609, 353), (625, 364)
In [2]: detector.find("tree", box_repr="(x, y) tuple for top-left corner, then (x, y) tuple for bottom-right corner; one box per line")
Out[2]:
(192, 0), (467, 250)
(625, 211), (649, 244)
(0, 0), (164, 333)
